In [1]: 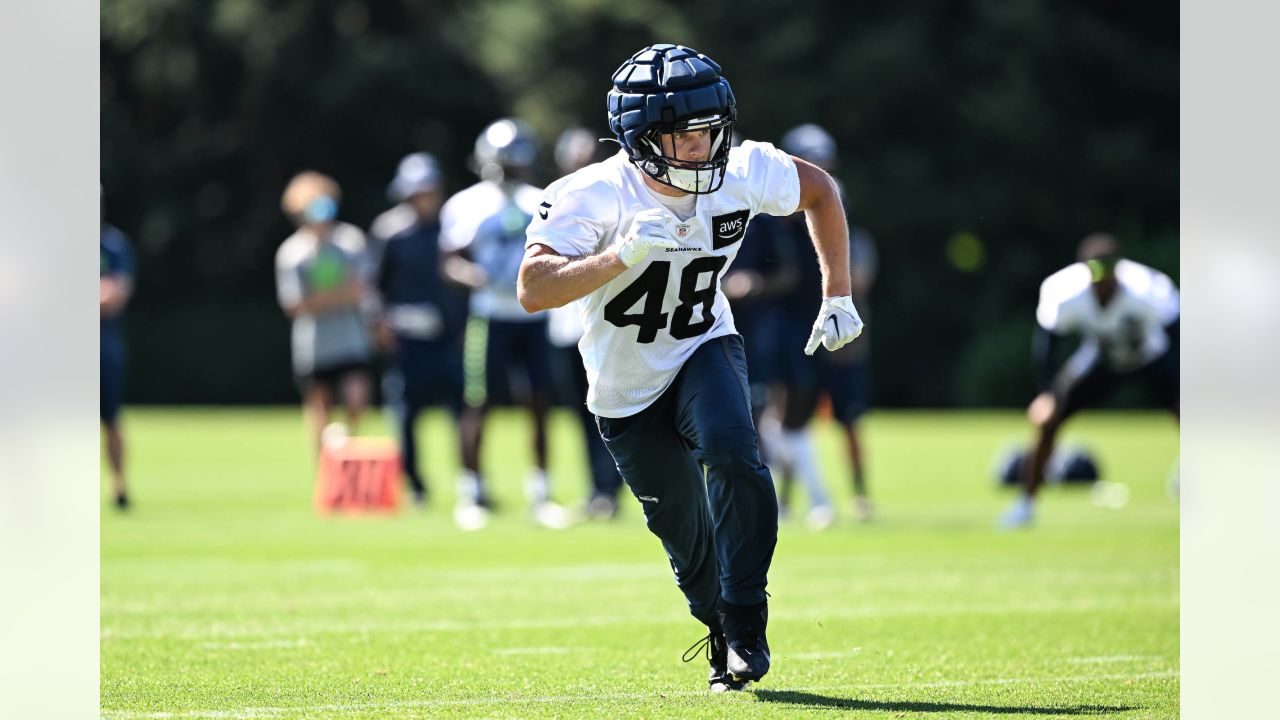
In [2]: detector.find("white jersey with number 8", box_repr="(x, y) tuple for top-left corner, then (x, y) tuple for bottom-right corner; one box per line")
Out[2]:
(525, 141), (801, 418)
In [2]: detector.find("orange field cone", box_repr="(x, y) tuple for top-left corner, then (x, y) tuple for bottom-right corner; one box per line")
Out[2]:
(314, 430), (402, 514)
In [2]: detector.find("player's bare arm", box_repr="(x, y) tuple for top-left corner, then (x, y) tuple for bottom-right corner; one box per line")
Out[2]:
(516, 243), (627, 312)
(283, 279), (364, 318)
(442, 249), (488, 290)
(792, 156), (852, 299)
(793, 156), (864, 354)
(519, 203), (681, 311)
(100, 276), (133, 317)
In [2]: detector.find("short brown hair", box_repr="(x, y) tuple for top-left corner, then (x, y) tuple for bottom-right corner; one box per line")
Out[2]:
(1077, 232), (1121, 262)
(281, 171), (342, 217)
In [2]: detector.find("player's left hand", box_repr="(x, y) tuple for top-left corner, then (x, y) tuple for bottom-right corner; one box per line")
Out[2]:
(804, 295), (864, 355)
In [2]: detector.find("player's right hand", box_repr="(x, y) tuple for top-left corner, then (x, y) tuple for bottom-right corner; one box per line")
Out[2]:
(617, 208), (679, 267)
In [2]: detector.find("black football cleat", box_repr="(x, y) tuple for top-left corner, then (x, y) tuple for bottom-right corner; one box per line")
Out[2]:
(683, 629), (752, 692)
(717, 599), (770, 682)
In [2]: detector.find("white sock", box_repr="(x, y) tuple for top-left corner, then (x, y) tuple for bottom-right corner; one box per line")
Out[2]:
(758, 413), (786, 467)
(783, 429), (829, 508)
(457, 470), (481, 504)
(526, 469), (550, 505)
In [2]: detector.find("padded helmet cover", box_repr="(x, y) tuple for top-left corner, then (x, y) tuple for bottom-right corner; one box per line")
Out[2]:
(606, 44), (736, 192)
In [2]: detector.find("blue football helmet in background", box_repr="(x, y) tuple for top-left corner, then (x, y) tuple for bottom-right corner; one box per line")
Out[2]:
(473, 118), (538, 183)
(781, 123), (838, 171)
(387, 152), (443, 203)
(607, 44), (736, 194)
(995, 446), (1101, 487)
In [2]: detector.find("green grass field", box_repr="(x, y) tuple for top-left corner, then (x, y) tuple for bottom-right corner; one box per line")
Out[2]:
(101, 409), (1179, 719)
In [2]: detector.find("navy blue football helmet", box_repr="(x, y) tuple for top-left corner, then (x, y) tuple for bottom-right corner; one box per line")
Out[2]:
(607, 44), (736, 194)
(995, 446), (1101, 487)
(473, 118), (537, 183)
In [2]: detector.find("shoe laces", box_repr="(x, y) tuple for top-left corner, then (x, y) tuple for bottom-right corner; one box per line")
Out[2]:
(675, 630), (716, 666)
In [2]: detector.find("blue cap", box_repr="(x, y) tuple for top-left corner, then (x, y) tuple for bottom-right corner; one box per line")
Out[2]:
(388, 152), (443, 202)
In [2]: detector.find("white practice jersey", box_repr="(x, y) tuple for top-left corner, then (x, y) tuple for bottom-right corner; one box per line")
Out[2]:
(547, 303), (586, 349)
(440, 180), (545, 321)
(526, 141), (801, 417)
(1036, 259), (1179, 372)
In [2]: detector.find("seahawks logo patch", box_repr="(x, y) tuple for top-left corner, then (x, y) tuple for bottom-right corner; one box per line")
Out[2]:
(711, 210), (749, 249)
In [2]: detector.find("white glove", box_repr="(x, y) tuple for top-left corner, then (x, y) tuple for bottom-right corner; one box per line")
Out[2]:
(617, 208), (679, 267)
(804, 295), (864, 355)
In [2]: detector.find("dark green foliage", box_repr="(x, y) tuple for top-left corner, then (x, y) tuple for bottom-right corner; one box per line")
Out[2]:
(102, 0), (1176, 405)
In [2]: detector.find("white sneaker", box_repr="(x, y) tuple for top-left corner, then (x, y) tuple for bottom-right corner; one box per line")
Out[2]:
(532, 500), (572, 529)
(453, 501), (490, 531)
(805, 504), (836, 531)
(585, 494), (619, 520)
(852, 496), (874, 523)
(1000, 496), (1035, 529)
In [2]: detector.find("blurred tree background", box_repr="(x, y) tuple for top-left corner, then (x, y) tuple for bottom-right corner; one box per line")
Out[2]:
(101, 0), (1177, 406)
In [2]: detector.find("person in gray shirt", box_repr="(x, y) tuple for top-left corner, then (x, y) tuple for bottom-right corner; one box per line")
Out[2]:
(275, 171), (375, 456)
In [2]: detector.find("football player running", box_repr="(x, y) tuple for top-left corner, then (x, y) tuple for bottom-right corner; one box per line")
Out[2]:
(1001, 233), (1179, 528)
(517, 44), (864, 691)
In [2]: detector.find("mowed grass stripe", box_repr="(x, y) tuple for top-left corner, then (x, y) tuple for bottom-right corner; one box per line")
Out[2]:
(102, 409), (1178, 718)
(99, 671), (1180, 719)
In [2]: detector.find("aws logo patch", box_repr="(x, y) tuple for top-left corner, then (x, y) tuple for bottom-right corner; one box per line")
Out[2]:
(711, 210), (750, 249)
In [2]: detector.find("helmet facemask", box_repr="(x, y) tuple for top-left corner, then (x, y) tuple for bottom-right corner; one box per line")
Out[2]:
(637, 113), (733, 195)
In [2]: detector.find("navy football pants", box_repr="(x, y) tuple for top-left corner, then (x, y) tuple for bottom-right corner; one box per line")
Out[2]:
(596, 334), (778, 627)
(384, 337), (462, 496)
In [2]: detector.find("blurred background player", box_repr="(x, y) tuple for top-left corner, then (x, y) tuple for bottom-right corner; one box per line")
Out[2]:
(274, 171), (375, 457)
(1002, 232), (1180, 528)
(721, 201), (799, 426)
(440, 118), (569, 530)
(547, 127), (625, 519)
(369, 153), (466, 507)
(768, 123), (879, 525)
(101, 187), (134, 510)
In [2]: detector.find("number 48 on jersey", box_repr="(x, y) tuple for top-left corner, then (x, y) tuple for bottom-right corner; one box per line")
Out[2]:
(603, 256), (728, 343)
